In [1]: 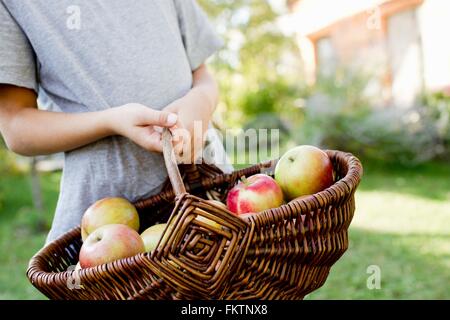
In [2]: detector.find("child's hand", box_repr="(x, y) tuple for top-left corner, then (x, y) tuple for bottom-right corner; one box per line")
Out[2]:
(163, 87), (214, 163)
(107, 103), (178, 152)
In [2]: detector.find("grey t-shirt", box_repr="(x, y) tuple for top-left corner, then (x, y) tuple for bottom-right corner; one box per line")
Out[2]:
(0, 0), (227, 243)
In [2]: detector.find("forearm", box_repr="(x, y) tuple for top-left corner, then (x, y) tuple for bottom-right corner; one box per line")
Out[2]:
(3, 107), (114, 156)
(190, 64), (219, 114)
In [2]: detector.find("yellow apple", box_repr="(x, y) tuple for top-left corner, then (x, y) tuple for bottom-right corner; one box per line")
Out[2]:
(81, 197), (139, 241)
(140, 224), (167, 253)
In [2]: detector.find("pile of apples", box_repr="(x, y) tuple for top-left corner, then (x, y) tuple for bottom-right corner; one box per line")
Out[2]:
(75, 145), (333, 269)
(76, 198), (167, 269)
(226, 145), (334, 217)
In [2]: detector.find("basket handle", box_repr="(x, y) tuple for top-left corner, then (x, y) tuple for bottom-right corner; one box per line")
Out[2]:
(162, 128), (187, 196)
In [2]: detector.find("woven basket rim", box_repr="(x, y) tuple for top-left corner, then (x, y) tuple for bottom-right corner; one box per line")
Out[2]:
(218, 150), (362, 230)
(27, 150), (363, 292)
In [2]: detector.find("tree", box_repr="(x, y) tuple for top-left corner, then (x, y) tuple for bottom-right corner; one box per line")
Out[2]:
(198, 0), (305, 128)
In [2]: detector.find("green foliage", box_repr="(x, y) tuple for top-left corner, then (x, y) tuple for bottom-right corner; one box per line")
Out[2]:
(297, 71), (449, 165)
(0, 138), (8, 173)
(0, 139), (11, 210)
(199, 1), (449, 166)
(240, 79), (300, 117)
(421, 90), (450, 158)
(0, 171), (60, 299)
(199, 0), (304, 129)
(0, 138), (23, 175)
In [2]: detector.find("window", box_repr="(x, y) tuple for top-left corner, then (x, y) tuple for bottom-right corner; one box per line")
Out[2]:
(316, 37), (337, 76)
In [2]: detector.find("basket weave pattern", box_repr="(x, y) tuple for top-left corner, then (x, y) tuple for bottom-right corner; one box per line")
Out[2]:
(27, 131), (362, 300)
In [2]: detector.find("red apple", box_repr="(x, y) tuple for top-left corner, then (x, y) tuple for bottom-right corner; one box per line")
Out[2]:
(81, 197), (140, 241)
(140, 223), (167, 253)
(275, 145), (334, 200)
(226, 174), (284, 215)
(79, 224), (145, 268)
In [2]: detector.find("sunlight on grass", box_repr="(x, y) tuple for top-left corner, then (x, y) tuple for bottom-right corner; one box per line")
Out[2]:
(353, 191), (450, 235)
(354, 189), (450, 268)
(308, 185), (450, 300)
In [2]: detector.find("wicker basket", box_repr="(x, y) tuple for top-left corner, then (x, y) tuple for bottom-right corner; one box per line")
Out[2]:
(27, 129), (363, 300)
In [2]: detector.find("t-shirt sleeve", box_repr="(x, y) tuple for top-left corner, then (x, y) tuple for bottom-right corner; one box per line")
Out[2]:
(0, 2), (38, 92)
(174, 0), (223, 71)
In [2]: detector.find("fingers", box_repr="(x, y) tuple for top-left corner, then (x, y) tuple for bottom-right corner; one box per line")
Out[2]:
(134, 122), (197, 161)
(172, 134), (185, 161)
(134, 127), (163, 152)
(146, 133), (164, 152)
(137, 124), (186, 155)
(171, 127), (193, 163)
(154, 120), (182, 135)
(142, 109), (178, 128)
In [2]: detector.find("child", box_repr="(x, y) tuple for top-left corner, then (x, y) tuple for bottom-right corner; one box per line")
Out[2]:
(0, 0), (225, 243)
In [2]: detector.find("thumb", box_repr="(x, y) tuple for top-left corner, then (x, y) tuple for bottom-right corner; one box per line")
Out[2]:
(145, 110), (178, 127)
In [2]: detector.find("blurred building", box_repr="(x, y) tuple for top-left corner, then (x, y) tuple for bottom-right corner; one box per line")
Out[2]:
(280, 0), (450, 107)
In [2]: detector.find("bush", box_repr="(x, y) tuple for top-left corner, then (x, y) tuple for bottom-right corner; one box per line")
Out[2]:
(219, 80), (305, 158)
(421, 91), (450, 159)
(0, 138), (10, 173)
(297, 74), (449, 166)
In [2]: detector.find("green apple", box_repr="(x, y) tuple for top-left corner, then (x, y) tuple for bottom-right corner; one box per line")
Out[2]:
(140, 224), (167, 253)
(275, 145), (334, 200)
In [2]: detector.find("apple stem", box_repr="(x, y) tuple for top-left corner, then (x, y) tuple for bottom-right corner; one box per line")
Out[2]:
(241, 176), (249, 186)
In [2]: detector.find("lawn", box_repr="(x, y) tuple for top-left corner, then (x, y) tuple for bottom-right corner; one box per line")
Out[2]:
(0, 161), (449, 300)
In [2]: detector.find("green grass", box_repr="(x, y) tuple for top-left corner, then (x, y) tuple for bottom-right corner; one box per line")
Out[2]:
(308, 161), (450, 300)
(0, 171), (60, 300)
(0, 161), (449, 300)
